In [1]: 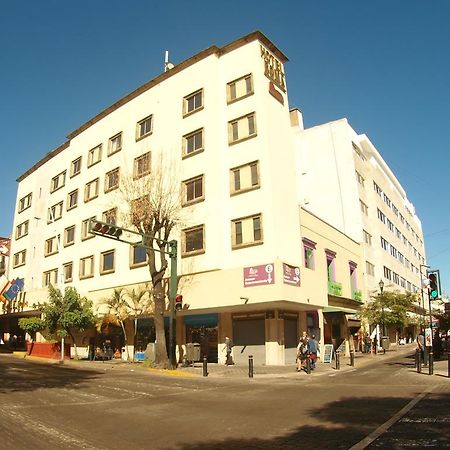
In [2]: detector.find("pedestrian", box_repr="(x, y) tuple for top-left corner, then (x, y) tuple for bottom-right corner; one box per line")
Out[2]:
(433, 329), (442, 360)
(224, 336), (234, 365)
(307, 334), (318, 369)
(296, 336), (309, 372)
(416, 330), (427, 366)
(364, 333), (371, 353)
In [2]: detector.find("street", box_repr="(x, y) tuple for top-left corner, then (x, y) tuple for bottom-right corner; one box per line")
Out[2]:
(0, 352), (448, 449)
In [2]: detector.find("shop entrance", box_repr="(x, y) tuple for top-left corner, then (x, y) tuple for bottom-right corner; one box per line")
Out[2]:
(185, 325), (218, 363)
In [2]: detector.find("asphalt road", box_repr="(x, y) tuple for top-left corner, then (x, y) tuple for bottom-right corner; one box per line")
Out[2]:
(0, 352), (448, 450)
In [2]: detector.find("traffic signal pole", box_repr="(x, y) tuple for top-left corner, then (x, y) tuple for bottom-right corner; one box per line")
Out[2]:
(168, 240), (178, 369)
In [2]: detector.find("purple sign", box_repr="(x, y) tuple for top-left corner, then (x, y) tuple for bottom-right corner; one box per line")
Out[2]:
(283, 263), (300, 287)
(243, 263), (275, 287)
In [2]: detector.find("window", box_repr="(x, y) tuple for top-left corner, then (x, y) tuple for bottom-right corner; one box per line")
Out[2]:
(182, 175), (204, 205)
(230, 161), (259, 195)
(302, 238), (316, 270)
(136, 115), (153, 140)
(387, 218), (394, 232)
(392, 205), (399, 217)
(16, 221), (29, 239)
(100, 250), (115, 274)
(18, 193), (32, 213)
(183, 89), (203, 116)
(383, 266), (392, 281)
(355, 170), (364, 186)
(70, 156), (82, 177)
(400, 277), (406, 288)
(363, 230), (372, 245)
(85, 178), (99, 202)
(87, 144), (102, 167)
(81, 217), (96, 241)
(64, 225), (75, 247)
(373, 181), (382, 196)
(45, 236), (59, 256)
(50, 171), (66, 193)
(108, 132), (122, 156)
(63, 262), (73, 283)
(48, 202), (63, 222)
(360, 200), (368, 216)
(43, 268), (58, 287)
(13, 250), (26, 268)
(130, 245), (147, 268)
(349, 262), (358, 292)
(398, 252), (404, 264)
(134, 152), (151, 178)
(182, 225), (204, 256)
(326, 250), (336, 282)
(366, 261), (375, 276)
(399, 213), (405, 224)
(381, 237), (389, 251)
(102, 208), (117, 225)
(80, 255), (94, 279)
(104, 167), (120, 193)
(390, 245), (397, 258)
(227, 74), (253, 103)
(67, 189), (78, 210)
(377, 208), (386, 224)
(231, 214), (263, 248)
(383, 194), (391, 207)
(393, 272), (400, 285)
(228, 112), (256, 144)
(182, 129), (204, 157)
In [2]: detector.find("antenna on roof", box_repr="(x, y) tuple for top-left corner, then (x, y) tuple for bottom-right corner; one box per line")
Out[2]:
(164, 50), (174, 72)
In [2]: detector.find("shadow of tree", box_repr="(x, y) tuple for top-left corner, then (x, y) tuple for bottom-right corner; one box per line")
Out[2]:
(174, 393), (450, 450)
(0, 355), (103, 394)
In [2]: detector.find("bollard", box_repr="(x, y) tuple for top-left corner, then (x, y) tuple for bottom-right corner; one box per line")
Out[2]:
(306, 356), (311, 374)
(417, 350), (422, 373)
(248, 355), (254, 378)
(415, 349), (419, 369)
(335, 351), (340, 370)
(428, 352), (434, 376)
(350, 350), (355, 367)
(202, 356), (208, 377)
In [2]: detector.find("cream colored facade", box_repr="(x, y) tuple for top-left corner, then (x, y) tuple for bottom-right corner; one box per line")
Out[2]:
(3, 32), (424, 364)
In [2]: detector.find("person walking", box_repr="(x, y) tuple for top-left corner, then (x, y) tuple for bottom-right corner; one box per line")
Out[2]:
(364, 333), (371, 353)
(224, 336), (234, 365)
(296, 336), (309, 372)
(307, 334), (318, 369)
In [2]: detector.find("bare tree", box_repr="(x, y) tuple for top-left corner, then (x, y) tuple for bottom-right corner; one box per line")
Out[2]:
(117, 154), (182, 367)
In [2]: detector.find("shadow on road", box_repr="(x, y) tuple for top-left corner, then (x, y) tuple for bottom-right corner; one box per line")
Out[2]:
(0, 356), (104, 394)
(175, 393), (450, 450)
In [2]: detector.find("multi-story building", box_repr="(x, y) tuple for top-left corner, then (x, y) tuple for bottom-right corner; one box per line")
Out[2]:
(4, 31), (423, 363)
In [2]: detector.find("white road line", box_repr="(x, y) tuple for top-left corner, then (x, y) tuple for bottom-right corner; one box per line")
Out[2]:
(348, 384), (438, 450)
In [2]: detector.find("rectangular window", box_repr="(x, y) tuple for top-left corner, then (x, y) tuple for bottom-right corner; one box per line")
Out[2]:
(70, 156), (82, 177)
(100, 250), (115, 274)
(377, 208), (386, 224)
(43, 268), (58, 287)
(105, 167), (120, 192)
(383, 194), (391, 207)
(183, 129), (204, 157)
(303, 238), (316, 270)
(390, 245), (397, 258)
(383, 266), (392, 281)
(102, 208), (117, 225)
(230, 161), (260, 195)
(182, 225), (205, 256)
(80, 255), (94, 279)
(67, 189), (78, 210)
(84, 178), (99, 202)
(360, 200), (368, 215)
(13, 250), (26, 268)
(44, 236), (59, 256)
(392, 205), (399, 217)
(398, 252), (404, 264)
(48, 201), (63, 222)
(363, 230), (372, 245)
(387, 218), (394, 232)
(231, 214), (263, 248)
(136, 115), (153, 140)
(18, 193), (32, 213)
(373, 181), (382, 196)
(400, 277), (406, 288)
(355, 170), (364, 186)
(183, 89), (203, 116)
(381, 236), (389, 251)
(228, 112), (257, 144)
(326, 252), (336, 282)
(366, 261), (375, 276)
(130, 245), (147, 268)
(349, 263), (357, 292)
(64, 225), (75, 247)
(16, 220), (29, 239)
(393, 272), (400, 285)
(227, 74), (253, 103)
(134, 152), (151, 178)
(63, 262), (73, 283)
(182, 175), (204, 206)
(50, 171), (66, 193)
(108, 132), (122, 156)
(81, 217), (96, 241)
(87, 144), (102, 167)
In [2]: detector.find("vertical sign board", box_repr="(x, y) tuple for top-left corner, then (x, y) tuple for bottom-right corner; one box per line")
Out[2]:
(243, 263), (275, 287)
(323, 344), (334, 363)
(424, 327), (432, 347)
(282, 263), (300, 287)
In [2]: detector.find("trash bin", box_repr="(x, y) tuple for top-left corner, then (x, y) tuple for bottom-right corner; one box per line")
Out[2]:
(381, 336), (390, 350)
(186, 343), (201, 362)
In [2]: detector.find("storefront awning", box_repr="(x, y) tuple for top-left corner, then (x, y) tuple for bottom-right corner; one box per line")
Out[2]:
(323, 306), (357, 314)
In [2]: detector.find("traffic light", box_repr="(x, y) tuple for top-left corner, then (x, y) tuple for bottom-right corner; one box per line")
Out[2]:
(89, 219), (123, 239)
(174, 294), (183, 312)
(427, 270), (441, 300)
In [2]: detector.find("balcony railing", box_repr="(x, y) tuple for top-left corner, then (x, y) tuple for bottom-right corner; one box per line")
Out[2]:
(352, 289), (363, 302)
(328, 280), (342, 296)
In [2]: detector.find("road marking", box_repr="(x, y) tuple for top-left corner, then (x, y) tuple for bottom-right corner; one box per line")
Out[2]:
(348, 384), (438, 450)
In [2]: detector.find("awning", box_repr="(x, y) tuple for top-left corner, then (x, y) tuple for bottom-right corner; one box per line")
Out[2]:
(323, 306), (357, 314)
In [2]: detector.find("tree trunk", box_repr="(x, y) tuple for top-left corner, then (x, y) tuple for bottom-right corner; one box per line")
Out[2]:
(153, 281), (169, 368)
(120, 321), (130, 361)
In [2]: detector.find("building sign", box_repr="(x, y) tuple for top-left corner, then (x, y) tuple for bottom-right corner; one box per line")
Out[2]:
(243, 263), (275, 287)
(283, 263), (300, 287)
(260, 45), (286, 92)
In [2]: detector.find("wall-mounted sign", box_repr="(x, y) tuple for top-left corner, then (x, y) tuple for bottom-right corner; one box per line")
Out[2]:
(260, 45), (286, 92)
(283, 263), (300, 287)
(243, 263), (275, 287)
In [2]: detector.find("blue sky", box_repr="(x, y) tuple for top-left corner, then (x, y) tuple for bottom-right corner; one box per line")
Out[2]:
(1, 1), (449, 292)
